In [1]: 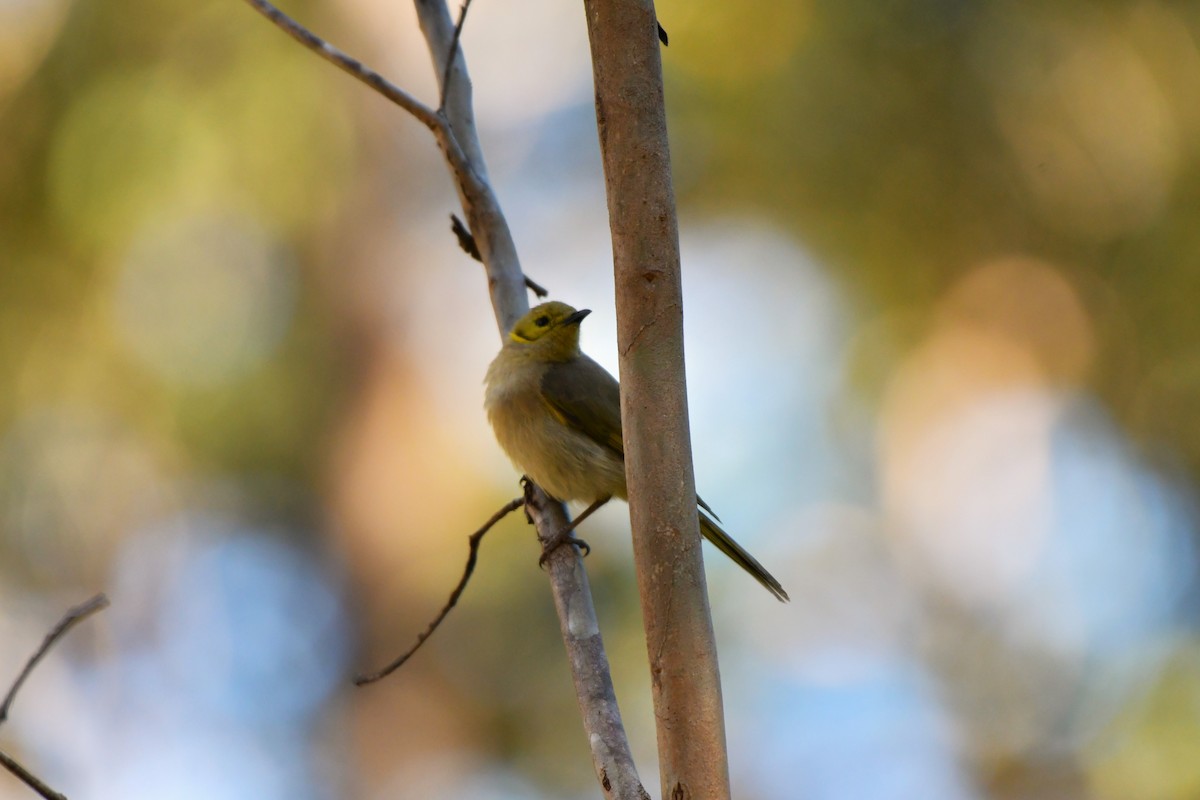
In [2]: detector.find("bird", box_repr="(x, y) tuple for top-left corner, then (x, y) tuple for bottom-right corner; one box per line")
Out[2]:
(484, 300), (788, 602)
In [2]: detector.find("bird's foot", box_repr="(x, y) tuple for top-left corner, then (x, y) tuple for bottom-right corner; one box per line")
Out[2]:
(538, 528), (590, 568)
(520, 478), (598, 565)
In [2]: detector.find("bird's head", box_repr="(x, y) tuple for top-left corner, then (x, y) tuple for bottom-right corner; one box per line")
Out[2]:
(507, 301), (591, 361)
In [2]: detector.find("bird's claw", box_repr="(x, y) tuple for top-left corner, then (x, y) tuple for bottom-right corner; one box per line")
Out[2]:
(538, 532), (590, 568)
(519, 476), (535, 523)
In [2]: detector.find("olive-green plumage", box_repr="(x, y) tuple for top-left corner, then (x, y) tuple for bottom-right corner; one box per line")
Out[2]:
(485, 301), (788, 602)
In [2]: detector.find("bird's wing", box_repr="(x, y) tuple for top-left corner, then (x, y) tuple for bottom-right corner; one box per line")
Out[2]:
(539, 356), (625, 459)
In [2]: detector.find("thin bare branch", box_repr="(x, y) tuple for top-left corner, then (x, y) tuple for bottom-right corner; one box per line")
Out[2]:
(355, 497), (522, 685)
(0, 593), (108, 800)
(0, 750), (67, 800)
(438, 0), (475, 111)
(0, 593), (109, 726)
(241, 0), (441, 130)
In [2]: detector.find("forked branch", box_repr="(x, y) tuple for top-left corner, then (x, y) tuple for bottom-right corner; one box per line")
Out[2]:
(242, 2), (644, 796)
(438, 0), (474, 111)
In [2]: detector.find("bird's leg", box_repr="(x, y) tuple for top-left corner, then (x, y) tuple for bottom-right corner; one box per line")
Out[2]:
(538, 495), (611, 567)
(563, 495), (610, 534)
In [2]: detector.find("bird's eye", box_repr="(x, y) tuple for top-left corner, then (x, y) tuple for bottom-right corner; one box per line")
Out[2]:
(535, 315), (550, 327)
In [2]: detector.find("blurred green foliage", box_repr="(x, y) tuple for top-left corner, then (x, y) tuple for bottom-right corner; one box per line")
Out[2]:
(0, 0), (352, 481)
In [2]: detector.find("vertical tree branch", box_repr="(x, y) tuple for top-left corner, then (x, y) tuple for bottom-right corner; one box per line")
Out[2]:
(412, 0), (528, 333)
(411, 7), (646, 794)
(581, 1), (732, 798)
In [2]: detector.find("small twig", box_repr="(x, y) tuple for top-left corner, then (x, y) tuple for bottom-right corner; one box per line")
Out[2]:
(523, 275), (549, 299)
(0, 593), (109, 726)
(0, 751), (66, 800)
(354, 497), (522, 685)
(450, 215), (548, 297)
(438, 0), (475, 112)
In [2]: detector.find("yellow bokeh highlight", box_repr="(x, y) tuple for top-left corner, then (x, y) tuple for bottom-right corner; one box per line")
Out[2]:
(660, 0), (811, 86)
(48, 69), (228, 250)
(47, 31), (354, 253)
(984, 5), (1182, 239)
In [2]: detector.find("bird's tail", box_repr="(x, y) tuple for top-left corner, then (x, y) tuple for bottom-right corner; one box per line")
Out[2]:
(698, 508), (789, 602)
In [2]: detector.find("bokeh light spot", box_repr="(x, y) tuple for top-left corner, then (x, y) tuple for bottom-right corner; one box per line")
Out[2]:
(938, 257), (1095, 385)
(47, 70), (227, 249)
(979, 5), (1180, 239)
(0, 406), (171, 583)
(113, 213), (296, 387)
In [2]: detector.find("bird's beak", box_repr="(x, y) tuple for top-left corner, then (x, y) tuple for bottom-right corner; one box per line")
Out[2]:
(564, 308), (592, 326)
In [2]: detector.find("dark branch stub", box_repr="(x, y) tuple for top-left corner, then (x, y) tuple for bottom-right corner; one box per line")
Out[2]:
(523, 275), (549, 299)
(354, 497), (522, 685)
(450, 213), (481, 260)
(450, 214), (548, 298)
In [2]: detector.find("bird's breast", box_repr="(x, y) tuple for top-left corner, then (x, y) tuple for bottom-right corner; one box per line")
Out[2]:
(485, 352), (625, 503)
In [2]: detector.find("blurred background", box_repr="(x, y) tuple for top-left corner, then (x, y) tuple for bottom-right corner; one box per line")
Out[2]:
(1, 0), (1199, 797)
